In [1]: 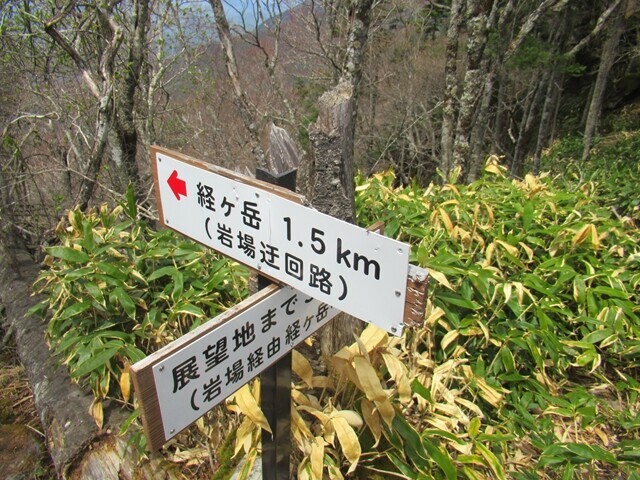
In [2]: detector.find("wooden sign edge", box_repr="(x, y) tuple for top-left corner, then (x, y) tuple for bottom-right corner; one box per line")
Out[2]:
(150, 146), (305, 215)
(404, 265), (429, 328)
(131, 284), (281, 451)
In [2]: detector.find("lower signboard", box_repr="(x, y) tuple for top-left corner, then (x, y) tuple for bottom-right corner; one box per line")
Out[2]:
(131, 284), (339, 451)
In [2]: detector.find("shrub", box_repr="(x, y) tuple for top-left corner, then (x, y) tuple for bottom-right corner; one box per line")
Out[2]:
(30, 189), (248, 421)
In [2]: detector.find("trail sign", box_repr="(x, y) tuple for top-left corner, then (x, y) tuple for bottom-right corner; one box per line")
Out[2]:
(151, 146), (413, 334)
(131, 284), (339, 451)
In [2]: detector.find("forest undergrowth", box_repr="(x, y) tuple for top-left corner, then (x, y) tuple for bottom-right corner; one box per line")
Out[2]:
(29, 128), (640, 479)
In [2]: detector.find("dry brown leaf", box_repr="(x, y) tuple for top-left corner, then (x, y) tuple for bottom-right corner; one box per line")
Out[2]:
(331, 416), (361, 474)
(429, 269), (454, 290)
(310, 436), (324, 480)
(382, 352), (412, 403)
(375, 397), (395, 426)
(233, 384), (271, 433)
(119, 366), (131, 404)
(331, 410), (363, 429)
(89, 399), (103, 429)
(358, 324), (389, 352)
(353, 356), (387, 402)
(234, 417), (256, 455)
(360, 399), (382, 447)
(292, 350), (314, 388)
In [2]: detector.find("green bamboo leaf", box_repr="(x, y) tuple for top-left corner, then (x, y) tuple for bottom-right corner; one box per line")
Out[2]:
(57, 301), (92, 320)
(84, 282), (105, 306)
(582, 328), (614, 344)
(112, 287), (136, 319)
(422, 435), (457, 480)
(97, 262), (128, 280)
(64, 267), (94, 280)
(47, 246), (90, 264)
(523, 201), (534, 231)
(148, 265), (179, 281)
(386, 452), (417, 480)
(74, 345), (120, 377)
(172, 271), (184, 300)
(411, 378), (433, 403)
(476, 443), (505, 479)
(173, 303), (205, 318)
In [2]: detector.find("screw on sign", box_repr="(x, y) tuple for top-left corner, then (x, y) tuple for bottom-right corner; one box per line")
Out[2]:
(151, 146), (428, 335)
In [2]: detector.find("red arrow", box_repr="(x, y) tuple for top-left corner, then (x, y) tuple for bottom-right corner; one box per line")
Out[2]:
(167, 170), (187, 200)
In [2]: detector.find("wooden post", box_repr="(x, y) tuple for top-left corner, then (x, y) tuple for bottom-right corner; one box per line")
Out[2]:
(257, 166), (297, 480)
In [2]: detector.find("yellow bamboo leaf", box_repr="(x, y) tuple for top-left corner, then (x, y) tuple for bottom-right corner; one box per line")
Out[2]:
(119, 367), (131, 404)
(332, 410), (363, 429)
(426, 306), (446, 326)
(360, 399), (382, 447)
(234, 417), (256, 455)
(476, 443), (505, 480)
(355, 336), (372, 361)
(292, 406), (313, 439)
(513, 282), (526, 305)
(496, 239), (519, 257)
(311, 376), (333, 389)
(326, 457), (345, 480)
(484, 163), (503, 176)
(503, 283), (513, 302)
(297, 459), (311, 480)
(429, 269), (454, 290)
(233, 384), (271, 433)
(89, 399), (103, 429)
(292, 389), (312, 407)
(353, 356), (387, 402)
(462, 367), (505, 408)
(297, 405), (330, 428)
(333, 354), (362, 390)
(483, 241), (495, 267)
(292, 350), (314, 388)
(382, 352), (412, 403)
(331, 417), (361, 474)
(455, 397), (485, 417)
(590, 224), (600, 250)
(572, 224), (593, 247)
(518, 242), (534, 262)
(444, 182), (461, 195)
(375, 398), (395, 426)
(439, 208), (454, 234)
(310, 437), (324, 480)
(483, 202), (495, 225)
(441, 330), (459, 351)
(358, 324), (388, 353)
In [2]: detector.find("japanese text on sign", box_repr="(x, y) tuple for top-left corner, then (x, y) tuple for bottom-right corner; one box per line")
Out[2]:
(152, 287), (339, 441)
(154, 150), (410, 334)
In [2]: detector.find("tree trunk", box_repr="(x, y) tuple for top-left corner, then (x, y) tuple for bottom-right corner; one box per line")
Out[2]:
(0, 244), (178, 479)
(582, 1), (625, 162)
(510, 73), (547, 178)
(208, 0), (268, 170)
(452, 0), (493, 182)
(310, 81), (364, 359)
(533, 70), (562, 174)
(439, 0), (464, 178)
(307, 0), (374, 358)
(114, 0), (151, 200)
(466, 1), (500, 181)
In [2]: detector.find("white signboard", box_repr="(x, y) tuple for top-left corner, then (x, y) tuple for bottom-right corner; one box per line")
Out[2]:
(148, 286), (338, 442)
(153, 148), (410, 334)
